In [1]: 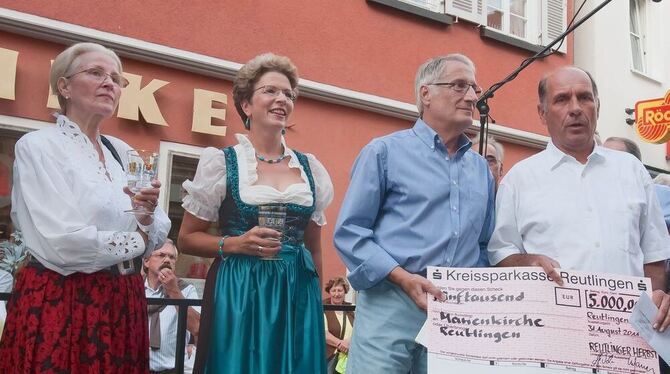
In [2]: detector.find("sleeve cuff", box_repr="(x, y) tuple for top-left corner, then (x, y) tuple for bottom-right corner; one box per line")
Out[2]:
(182, 195), (218, 222)
(346, 251), (399, 291)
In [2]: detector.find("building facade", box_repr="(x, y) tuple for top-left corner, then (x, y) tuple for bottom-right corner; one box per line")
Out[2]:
(574, 0), (670, 170)
(0, 1), (572, 288)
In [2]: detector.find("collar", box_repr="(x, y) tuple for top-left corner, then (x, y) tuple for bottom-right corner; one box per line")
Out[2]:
(545, 140), (604, 170)
(412, 119), (472, 156)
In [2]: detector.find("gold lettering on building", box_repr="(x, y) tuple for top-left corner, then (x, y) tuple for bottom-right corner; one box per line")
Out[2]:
(117, 73), (169, 126)
(192, 89), (227, 136)
(47, 59), (60, 109)
(0, 48), (18, 100)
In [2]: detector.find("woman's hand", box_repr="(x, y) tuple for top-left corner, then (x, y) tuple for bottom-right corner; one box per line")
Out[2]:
(124, 180), (161, 225)
(337, 338), (350, 354)
(232, 226), (282, 258)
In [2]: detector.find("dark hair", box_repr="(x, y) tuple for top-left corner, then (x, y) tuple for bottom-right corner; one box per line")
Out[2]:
(324, 276), (350, 294)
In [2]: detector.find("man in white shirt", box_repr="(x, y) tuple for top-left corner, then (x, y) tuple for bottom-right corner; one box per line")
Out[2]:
(488, 66), (670, 333)
(144, 239), (200, 374)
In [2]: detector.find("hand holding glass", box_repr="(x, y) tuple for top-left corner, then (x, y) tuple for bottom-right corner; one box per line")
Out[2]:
(125, 149), (159, 215)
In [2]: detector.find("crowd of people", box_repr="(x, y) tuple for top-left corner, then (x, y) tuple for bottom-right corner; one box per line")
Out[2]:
(0, 41), (668, 374)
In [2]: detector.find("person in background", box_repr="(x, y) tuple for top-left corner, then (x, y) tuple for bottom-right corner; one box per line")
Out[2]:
(178, 53), (334, 374)
(334, 54), (494, 373)
(0, 42), (170, 373)
(472, 134), (504, 191)
(144, 239), (200, 374)
(324, 277), (355, 374)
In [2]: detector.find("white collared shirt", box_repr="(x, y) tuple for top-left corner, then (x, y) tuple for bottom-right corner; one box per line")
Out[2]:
(145, 279), (200, 372)
(11, 115), (170, 275)
(488, 142), (670, 276)
(182, 134), (334, 225)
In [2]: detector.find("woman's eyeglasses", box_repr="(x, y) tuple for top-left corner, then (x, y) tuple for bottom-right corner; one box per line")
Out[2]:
(65, 67), (130, 88)
(254, 85), (297, 102)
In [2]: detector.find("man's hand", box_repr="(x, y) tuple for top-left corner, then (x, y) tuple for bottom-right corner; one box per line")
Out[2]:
(388, 267), (445, 311)
(651, 289), (670, 332)
(498, 253), (563, 286)
(158, 268), (180, 297)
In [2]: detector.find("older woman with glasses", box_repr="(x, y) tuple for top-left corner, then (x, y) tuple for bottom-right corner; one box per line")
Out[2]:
(179, 52), (333, 373)
(0, 42), (170, 373)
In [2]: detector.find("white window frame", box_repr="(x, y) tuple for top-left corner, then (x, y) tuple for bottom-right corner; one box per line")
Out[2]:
(444, 0), (566, 52)
(485, 0), (537, 42)
(157, 141), (204, 213)
(629, 0), (648, 74)
(397, 0), (443, 12)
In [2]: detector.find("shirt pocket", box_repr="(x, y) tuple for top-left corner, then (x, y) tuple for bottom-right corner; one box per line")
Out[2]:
(609, 198), (644, 254)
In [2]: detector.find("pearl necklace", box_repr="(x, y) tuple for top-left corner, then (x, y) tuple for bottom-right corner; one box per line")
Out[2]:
(256, 146), (288, 164)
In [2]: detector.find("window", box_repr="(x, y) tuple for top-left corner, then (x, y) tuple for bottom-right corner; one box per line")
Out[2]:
(486, 0), (527, 39)
(0, 129), (23, 243)
(629, 0), (647, 73)
(398, 0), (443, 12)
(157, 141), (210, 295)
(446, 0), (566, 52)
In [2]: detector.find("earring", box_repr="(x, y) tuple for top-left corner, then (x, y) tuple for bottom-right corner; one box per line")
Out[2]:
(65, 96), (70, 100)
(244, 117), (251, 129)
(281, 128), (286, 135)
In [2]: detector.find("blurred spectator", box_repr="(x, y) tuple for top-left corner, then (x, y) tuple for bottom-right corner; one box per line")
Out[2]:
(324, 277), (354, 374)
(472, 135), (504, 191)
(144, 239), (200, 374)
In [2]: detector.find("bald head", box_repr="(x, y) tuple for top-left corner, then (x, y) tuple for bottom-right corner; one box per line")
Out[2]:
(538, 67), (600, 113)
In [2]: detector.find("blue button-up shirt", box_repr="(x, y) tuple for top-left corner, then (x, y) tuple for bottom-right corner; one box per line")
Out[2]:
(334, 119), (495, 290)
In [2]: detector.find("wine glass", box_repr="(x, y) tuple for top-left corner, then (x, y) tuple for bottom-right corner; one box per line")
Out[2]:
(125, 149), (159, 215)
(257, 205), (287, 260)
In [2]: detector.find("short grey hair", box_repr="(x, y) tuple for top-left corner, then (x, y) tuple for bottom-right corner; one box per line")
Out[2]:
(415, 54), (475, 118)
(472, 134), (504, 162)
(604, 136), (641, 161)
(49, 42), (123, 114)
(654, 174), (670, 188)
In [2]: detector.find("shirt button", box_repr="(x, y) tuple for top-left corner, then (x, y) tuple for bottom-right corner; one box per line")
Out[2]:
(452, 180), (457, 185)
(452, 206), (457, 211)
(453, 231), (459, 237)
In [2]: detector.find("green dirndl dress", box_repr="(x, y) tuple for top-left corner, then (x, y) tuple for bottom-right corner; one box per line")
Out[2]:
(194, 147), (326, 374)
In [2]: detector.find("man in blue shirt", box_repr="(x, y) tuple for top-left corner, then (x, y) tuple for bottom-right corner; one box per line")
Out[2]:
(334, 54), (495, 373)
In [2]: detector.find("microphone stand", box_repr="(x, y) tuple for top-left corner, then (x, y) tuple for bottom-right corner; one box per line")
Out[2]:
(477, 0), (613, 154)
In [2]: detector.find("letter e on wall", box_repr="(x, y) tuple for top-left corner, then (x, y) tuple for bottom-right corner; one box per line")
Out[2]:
(192, 88), (227, 136)
(0, 48), (18, 100)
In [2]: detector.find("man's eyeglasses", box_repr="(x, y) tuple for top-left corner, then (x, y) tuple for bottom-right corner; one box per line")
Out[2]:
(254, 85), (297, 102)
(65, 67), (130, 88)
(430, 80), (482, 95)
(151, 252), (177, 261)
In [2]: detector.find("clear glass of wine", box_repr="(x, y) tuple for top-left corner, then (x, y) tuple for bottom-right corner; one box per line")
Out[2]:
(125, 149), (159, 215)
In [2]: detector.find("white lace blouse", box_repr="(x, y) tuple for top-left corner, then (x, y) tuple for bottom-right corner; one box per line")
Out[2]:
(182, 134), (334, 225)
(11, 114), (170, 276)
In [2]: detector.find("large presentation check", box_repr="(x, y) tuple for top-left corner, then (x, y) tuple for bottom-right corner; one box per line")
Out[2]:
(418, 267), (659, 373)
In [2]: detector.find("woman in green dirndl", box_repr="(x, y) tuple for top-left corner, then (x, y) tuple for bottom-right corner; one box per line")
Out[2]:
(179, 53), (333, 374)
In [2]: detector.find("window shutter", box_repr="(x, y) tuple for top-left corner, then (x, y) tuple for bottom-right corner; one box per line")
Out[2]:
(542, 0), (567, 53)
(446, 0), (484, 24)
(399, 0), (443, 12)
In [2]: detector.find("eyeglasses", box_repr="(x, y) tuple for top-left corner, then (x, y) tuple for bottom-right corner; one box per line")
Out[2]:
(485, 155), (500, 166)
(65, 67), (130, 88)
(430, 80), (482, 95)
(253, 85), (297, 102)
(151, 252), (176, 261)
